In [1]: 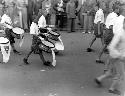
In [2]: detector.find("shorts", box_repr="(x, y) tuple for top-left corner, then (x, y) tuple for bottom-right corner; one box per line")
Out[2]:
(103, 28), (114, 45)
(94, 23), (104, 38)
(5, 28), (15, 44)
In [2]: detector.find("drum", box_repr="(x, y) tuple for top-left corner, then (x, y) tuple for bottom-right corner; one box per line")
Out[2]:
(0, 37), (11, 63)
(12, 27), (24, 35)
(39, 39), (55, 52)
(47, 31), (60, 41)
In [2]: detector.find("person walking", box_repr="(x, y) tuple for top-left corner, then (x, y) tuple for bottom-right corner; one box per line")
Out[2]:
(86, 2), (104, 52)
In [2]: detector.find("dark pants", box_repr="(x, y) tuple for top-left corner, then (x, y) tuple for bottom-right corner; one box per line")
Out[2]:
(24, 35), (46, 63)
(55, 14), (64, 28)
(68, 18), (75, 32)
(45, 14), (51, 25)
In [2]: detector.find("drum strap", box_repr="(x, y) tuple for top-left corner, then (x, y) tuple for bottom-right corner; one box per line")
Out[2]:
(19, 35), (24, 47)
(0, 42), (11, 63)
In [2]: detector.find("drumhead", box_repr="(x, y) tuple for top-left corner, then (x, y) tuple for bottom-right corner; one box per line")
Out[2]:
(42, 40), (54, 48)
(49, 31), (60, 36)
(0, 37), (9, 44)
(12, 27), (24, 34)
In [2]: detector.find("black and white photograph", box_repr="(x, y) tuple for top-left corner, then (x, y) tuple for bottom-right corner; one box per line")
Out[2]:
(0, 0), (125, 96)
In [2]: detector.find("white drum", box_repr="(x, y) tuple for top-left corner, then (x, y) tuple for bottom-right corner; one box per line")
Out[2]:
(0, 37), (11, 63)
(12, 27), (24, 34)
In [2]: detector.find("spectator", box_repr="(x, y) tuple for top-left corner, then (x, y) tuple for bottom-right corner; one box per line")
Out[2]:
(53, 0), (65, 30)
(16, 0), (28, 32)
(42, 0), (52, 25)
(27, 0), (35, 28)
(66, 0), (76, 33)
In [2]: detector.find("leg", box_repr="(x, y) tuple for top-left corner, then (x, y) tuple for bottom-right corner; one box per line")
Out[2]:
(87, 36), (96, 52)
(95, 58), (118, 86)
(39, 51), (52, 66)
(11, 43), (21, 55)
(71, 18), (75, 32)
(96, 44), (107, 63)
(23, 49), (34, 64)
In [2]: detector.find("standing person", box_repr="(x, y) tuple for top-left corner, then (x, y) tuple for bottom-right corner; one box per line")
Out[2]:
(76, 0), (86, 28)
(16, 0), (28, 32)
(66, 0), (76, 33)
(86, 2), (104, 52)
(95, 6), (125, 96)
(3, 0), (17, 24)
(42, 0), (52, 25)
(96, 4), (119, 63)
(53, 0), (64, 30)
(34, 0), (43, 16)
(27, 0), (35, 28)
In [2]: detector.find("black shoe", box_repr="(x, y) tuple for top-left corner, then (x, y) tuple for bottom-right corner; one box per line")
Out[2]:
(55, 51), (59, 55)
(108, 89), (121, 95)
(23, 58), (29, 65)
(94, 78), (102, 87)
(87, 48), (93, 52)
(43, 61), (52, 66)
(96, 59), (104, 64)
(13, 50), (21, 55)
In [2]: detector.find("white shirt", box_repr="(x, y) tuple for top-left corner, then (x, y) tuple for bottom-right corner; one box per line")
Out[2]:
(0, 14), (12, 29)
(94, 8), (104, 24)
(30, 22), (39, 35)
(108, 15), (125, 58)
(38, 15), (47, 28)
(113, 15), (125, 35)
(105, 12), (118, 29)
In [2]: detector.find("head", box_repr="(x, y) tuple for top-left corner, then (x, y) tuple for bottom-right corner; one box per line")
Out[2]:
(94, 2), (100, 11)
(112, 4), (120, 15)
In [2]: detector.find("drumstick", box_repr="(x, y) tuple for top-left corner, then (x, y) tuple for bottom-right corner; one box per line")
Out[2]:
(51, 48), (56, 67)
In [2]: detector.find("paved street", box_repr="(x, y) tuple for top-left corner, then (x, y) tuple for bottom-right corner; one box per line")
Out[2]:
(0, 31), (118, 96)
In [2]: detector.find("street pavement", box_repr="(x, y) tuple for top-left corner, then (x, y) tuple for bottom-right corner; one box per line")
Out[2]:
(0, 31), (118, 96)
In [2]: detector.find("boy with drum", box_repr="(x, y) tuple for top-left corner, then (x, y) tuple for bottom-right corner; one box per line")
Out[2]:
(86, 2), (104, 52)
(23, 9), (53, 66)
(0, 14), (21, 55)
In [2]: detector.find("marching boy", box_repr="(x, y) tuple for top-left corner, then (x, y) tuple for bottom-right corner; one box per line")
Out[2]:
(23, 9), (52, 66)
(87, 2), (104, 52)
(96, 4), (120, 63)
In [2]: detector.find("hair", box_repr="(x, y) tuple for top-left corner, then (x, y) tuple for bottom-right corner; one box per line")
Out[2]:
(95, 1), (100, 8)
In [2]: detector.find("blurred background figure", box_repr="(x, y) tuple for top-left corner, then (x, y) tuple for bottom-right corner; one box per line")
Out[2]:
(42, 0), (52, 25)
(66, 0), (76, 33)
(16, 0), (28, 32)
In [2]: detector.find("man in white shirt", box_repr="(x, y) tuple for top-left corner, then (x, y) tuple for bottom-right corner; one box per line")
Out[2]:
(87, 2), (104, 52)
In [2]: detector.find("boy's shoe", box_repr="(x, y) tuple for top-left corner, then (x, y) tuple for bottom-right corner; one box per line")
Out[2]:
(108, 89), (121, 95)
(96, 59), (104, 64)
(43, 61), (52, 66)
(23, 58), (29, 65)
(13, 50), (21, 55)
(87, 48), (93, 52)
(94, 78), (102, 87)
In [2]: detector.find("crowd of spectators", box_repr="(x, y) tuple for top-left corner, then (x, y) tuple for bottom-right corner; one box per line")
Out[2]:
(0, 0), (124, 33)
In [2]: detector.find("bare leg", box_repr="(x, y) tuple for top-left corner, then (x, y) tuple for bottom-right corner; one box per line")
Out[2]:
(96, 45), (107, 63)
(87, 36), (96, 52)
